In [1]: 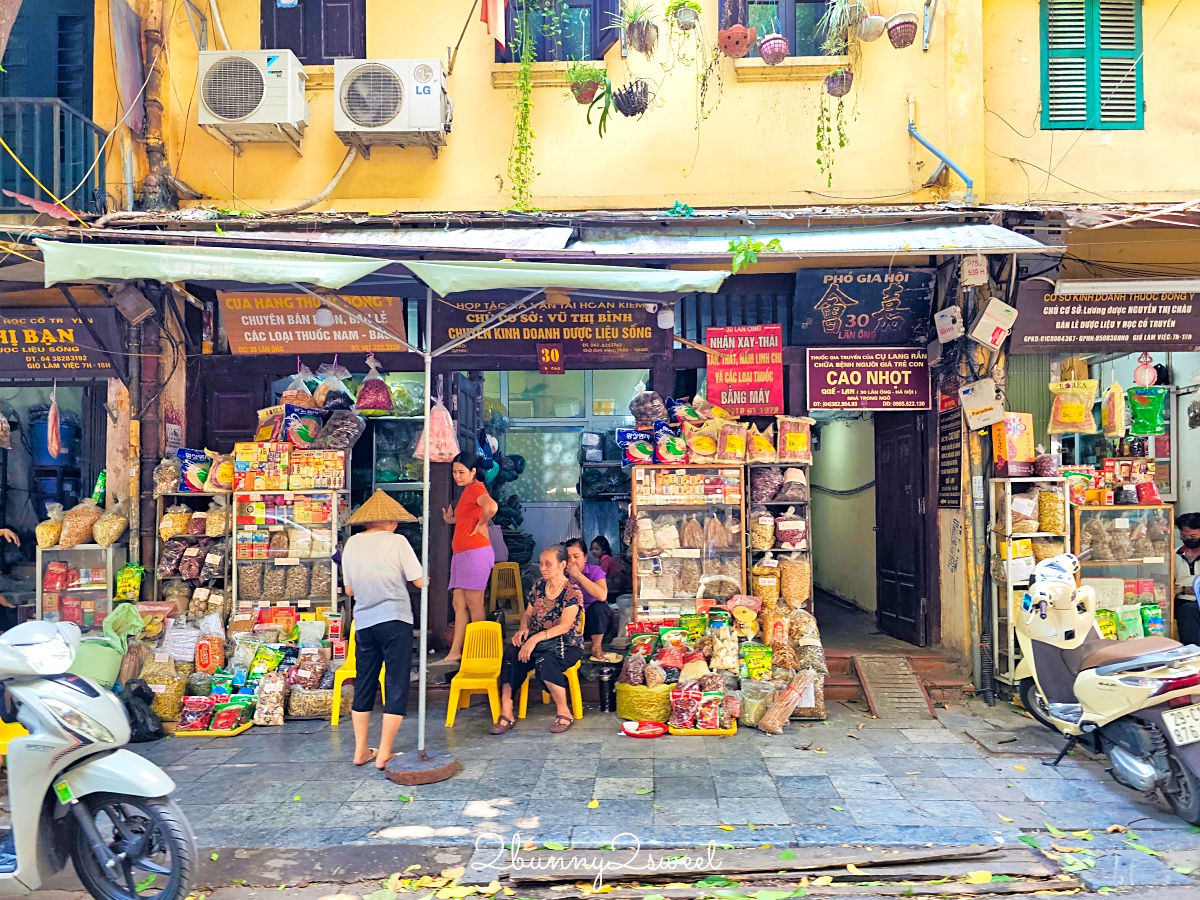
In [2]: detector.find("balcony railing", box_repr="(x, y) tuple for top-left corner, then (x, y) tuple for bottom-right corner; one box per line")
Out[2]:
(0, 98), (107, 216)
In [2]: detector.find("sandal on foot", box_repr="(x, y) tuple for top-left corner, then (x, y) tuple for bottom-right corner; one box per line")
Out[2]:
(490, 715), (515, 735)
(550, 715), (573, 734)
(353, 748), (378, 766)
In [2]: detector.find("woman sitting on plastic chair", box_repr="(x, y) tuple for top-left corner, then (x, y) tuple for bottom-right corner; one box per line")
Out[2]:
(341, 490), (423, 769)
(491, 546), (583, 735)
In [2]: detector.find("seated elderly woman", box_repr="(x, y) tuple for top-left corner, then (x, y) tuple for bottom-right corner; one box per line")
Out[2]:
(490, 545), (584, 735)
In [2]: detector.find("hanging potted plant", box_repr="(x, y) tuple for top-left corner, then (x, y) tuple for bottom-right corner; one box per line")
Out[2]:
(886, 11), (920, 48)
(608, 1), (660, 56)
(823, 67), (854, 97)
(613, 78), (651, 117)
(857, 3), (886, 42)
(666, 0), (702, 32)
(718, 0), (755, 58)
(758, 27), (789, 66)
(565, 60), (606, 104)
(818, 0), (866, 66)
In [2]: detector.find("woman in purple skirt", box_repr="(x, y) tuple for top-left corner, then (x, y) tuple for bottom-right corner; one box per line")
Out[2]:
(441, 451), (498, 664)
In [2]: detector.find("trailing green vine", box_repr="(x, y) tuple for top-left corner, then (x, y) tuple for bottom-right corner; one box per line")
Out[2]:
(506, 10), (538, 212)
(815, 92), (849, 188)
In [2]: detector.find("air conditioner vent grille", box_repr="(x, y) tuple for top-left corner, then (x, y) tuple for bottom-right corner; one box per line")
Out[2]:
(203, 56), (266, 120)
(340, 63), (403, 128)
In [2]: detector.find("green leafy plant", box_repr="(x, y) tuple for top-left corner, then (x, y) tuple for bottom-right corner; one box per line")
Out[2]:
(667, 200), (695, 217)
(665, 0), (703, 16)
(728, 236), (782, 274)
(815, 78), (850, 187)
(506, 11), (538, 212)
(564, 60), (605, 88)
(587, 75), (615, 137)
(607, 0), (657, 29)
(818, 0), (865, 68)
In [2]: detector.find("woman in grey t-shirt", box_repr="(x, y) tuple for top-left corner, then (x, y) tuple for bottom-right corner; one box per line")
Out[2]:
(342, 490), (423, 769)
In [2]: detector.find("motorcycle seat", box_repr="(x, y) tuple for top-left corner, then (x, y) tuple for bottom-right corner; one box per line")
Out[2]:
(1080, 636), (1181, 670)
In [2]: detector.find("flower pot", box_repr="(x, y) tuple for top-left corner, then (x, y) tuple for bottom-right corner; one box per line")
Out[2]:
(672, 7), (700, 31)
(857, 14), (886, 42)
(886, 12), (920, 49)
(718, 24), (756, 59)
(626, 20), (659, 55)
(613, 79), (650, 117)
(824, 69), (854, 98)
(571, 80), (602, 104)
(759, 33), (789, 66)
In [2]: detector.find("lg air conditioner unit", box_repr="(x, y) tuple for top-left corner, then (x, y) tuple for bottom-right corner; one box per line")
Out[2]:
(333, 59), (452, 158)
(197, 50), (309, 155)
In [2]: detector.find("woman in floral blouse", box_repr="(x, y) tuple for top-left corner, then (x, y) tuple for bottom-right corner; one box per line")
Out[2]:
(491, 545), (583, 734)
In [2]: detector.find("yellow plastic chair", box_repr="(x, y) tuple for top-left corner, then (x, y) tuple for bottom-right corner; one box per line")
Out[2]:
(445, 621), (503, 727)
(517, 660), (583, 720)
(331, 622), (387, 727)
(0, 721), (27, 756)
(487, 562), (525, 618)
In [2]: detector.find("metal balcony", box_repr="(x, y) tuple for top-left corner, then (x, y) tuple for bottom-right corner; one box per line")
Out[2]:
(0, 98), (106, 217)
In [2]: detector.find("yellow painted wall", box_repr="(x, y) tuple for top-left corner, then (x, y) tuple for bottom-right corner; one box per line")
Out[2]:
(983, 0), (1200, 204)
(92, 1), (968, 212)
(809, 416), (877, 611)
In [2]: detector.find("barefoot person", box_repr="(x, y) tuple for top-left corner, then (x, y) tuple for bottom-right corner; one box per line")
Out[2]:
(441, 452), (499, 664)
(340, 490), (422, 769)
(491, 546), (583, 735)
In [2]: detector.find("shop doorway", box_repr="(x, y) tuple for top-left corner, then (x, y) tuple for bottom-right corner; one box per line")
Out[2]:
(874, 413), (931, 646)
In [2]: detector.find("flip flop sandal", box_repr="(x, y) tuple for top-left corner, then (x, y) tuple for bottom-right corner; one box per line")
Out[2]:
(490, 715), (516, 735)
(354, 748), (378, 766)
(550, 715), (573, 734)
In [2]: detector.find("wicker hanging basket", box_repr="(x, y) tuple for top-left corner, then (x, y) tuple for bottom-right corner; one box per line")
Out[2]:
(886, 12), (920, 49)
(718, 24), (756, 59)
(823, 69), (854, 98)
(613, 79), (650, 117)
(857, 14), (886, 42)
(759, 33), (790, 66)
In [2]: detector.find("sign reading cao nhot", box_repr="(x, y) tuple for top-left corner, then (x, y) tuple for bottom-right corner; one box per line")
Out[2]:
(792, 268), (935, 346)
(0, 307), (121, 375)
(806, 347), (932, 411)
(1010, 279), (1200, 352)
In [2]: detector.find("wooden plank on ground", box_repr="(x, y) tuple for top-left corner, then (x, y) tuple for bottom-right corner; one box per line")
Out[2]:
(510, 844), (1004, 883)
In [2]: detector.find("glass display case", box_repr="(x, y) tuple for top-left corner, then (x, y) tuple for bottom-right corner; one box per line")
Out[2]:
(36, 544), (127, 630)
(631, 465), (746, 622)
(231, 490), (343, 612)
(1074, 504), (1175, 641)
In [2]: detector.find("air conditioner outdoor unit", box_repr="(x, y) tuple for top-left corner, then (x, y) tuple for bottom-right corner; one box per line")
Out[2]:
(197, 50), (309, 155)
(333, 59), (452, 158)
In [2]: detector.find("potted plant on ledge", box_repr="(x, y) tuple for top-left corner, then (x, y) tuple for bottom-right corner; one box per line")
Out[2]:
(666, 0), (702, 31)
(565, 60), (606, 104)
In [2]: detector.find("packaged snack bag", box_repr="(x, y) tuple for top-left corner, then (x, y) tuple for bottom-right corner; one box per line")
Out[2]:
(177, 449), (211, 492)
(1102, 381), (1127, 439)
(355, 353), (395, 415)
(1127, 386), (1169, 436)
(1048, 381), (1098, 434)
(36, 503), (65, 548)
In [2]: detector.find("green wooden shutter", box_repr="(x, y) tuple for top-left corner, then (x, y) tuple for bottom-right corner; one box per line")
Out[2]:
(1041, 0), (1143, 130)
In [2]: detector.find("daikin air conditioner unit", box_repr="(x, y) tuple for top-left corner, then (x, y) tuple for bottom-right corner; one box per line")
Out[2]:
(333, 59), (452, 158)
(197, 50), (309, 155)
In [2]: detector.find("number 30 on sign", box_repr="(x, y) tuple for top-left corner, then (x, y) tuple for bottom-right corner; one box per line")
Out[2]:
(537, 343), (565, 374)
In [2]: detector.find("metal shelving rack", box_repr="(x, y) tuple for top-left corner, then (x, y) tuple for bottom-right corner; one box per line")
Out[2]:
(153, 492), (232, 606)
(989, 476), (1070, 685)
(36, 543), (127, 627)
(746, 462), (813, 614)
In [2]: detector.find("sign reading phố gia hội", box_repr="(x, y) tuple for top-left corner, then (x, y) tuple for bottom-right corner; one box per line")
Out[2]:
(792, 268), (935, 346)
(705, 324), (784, 416)
(806, 347), (931, 411)
(218, 292), (409, 354)
(0, 307), (121, 375)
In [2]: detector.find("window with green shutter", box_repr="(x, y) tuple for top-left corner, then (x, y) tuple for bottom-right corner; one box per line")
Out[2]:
(1041, 0), (1143, 130)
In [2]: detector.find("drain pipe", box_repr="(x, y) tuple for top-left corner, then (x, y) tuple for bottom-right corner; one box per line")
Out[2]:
(907, 94), (975, 205)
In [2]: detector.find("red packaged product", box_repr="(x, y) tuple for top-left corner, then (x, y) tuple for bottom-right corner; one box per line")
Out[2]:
(682, 650), (706, 666)
(209, 705), (242, 731)
(668, 689), (702, 728)
(656, 646), (685, 669)
(696, 693), (723, 730)
(43, 561), (70, 592)
(177, 696), (215, 731)
(1136, 480), (1163, 504)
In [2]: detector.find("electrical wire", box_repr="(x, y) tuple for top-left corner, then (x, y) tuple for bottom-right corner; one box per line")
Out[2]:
(0, 135), (90, 228)
(811, 480), (876, 496)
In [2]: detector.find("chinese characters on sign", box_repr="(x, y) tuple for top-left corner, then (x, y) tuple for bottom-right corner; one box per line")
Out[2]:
(217, 293), (410, 355)
(431, 294), (657, 364)
(806, 347), (932, 411)
(1009, 279), (1200, 353)
(938, 409), (964, 509)
(705, 324), (784, 416)
(0, 308), (121, 375)
(793, 268), (935, 346)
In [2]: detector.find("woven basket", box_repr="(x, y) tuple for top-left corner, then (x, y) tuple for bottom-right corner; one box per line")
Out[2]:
(718, 24), (756, 59)
(857, 14), (886, 42)
(613, 79), (650, 117)
(824, 69), (855, 98)
(759, 33), (790, 66)
(886, 12), (920, 48)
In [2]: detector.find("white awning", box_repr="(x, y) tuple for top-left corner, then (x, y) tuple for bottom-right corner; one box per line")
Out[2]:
(1056, 279), (1200, 295)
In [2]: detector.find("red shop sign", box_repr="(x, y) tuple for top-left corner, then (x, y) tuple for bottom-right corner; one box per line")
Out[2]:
(705, 324), (784, 416)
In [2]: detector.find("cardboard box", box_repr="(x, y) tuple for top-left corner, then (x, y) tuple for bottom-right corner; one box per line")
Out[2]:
(998, 539), (1033, 559)
(288, 450), (346, 490)
(233, 442), (290, 491)
(992, 413), (1036, 477)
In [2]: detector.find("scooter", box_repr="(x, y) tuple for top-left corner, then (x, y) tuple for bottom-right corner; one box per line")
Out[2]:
(0, 620), (196, 898)
(1014, 554), (1200, 824)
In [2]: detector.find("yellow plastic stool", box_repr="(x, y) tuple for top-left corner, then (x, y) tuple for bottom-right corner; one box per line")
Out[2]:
(0, 721), (27, 756)
(331, 622), (387, 727)
(445, 621), (503, 726)
(517, 660), (583, 720)
(487, 562), (525, 618)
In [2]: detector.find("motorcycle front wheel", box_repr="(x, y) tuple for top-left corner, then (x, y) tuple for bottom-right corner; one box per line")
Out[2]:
(69, 793), (197, 900)
(1163, 750), (1200, 825)
(1019, 678), (1058, 733)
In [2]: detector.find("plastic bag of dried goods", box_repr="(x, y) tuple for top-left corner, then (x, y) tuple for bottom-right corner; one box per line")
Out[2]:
(413, 398), (459, 462)
(1048, 380), (1098, 434)
(36, 503), (65, 548)
(153, 457), (181, 497)
(60, 499), (104, 549)
(354, 353), (395, 415)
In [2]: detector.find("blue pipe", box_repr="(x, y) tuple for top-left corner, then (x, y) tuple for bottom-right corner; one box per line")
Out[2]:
(908, 122), (975, 205)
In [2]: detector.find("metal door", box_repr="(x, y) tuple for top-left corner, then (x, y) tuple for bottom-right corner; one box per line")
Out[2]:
(874, 413), (930, 646)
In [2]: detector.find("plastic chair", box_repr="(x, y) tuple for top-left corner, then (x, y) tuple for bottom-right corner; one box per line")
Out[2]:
(517, 660), (583, 720)
(445, 621), (503, 727)
(487, 562), (525, 618)
(331, 622), (387, 727)
(0, 721), (27, 756)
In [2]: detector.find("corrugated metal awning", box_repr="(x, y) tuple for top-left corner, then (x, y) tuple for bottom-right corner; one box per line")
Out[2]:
(1056, 278), (1200, 295)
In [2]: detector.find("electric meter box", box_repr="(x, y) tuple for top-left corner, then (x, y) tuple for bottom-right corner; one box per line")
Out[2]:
(959, 378), (1007, 429)
(935, 307), (965, 343)
(968, 297), (1019, 351)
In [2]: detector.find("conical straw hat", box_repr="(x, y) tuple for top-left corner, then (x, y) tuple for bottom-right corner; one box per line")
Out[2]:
(348, 489), (418, 524)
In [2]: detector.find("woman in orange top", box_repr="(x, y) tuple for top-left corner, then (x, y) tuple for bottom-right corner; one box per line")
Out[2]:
(441, 451), (499, 663)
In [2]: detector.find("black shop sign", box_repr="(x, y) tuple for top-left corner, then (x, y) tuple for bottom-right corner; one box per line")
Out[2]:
(0, 307), (121, 376)
(792, 268), (935, 347)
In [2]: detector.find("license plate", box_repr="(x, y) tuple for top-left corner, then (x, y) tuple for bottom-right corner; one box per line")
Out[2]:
(1162, 703), (1200, 746)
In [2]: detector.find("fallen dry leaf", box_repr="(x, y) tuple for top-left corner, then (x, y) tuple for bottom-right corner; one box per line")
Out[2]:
(1014, 765), (1027, 771)
(847, 864), (866, 875)
(587, 800), (599, 809)
(1052, 845), (1083, 853)
(998, 814), (1015, 823)
(813, 876), (834, 887)
(718, 824), (735, 831)
(963, 871), (993, 885)
(1105, 825), (1127, 834)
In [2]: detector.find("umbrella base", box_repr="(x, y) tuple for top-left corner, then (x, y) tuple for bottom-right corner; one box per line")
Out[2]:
(384, 750), (462, 785)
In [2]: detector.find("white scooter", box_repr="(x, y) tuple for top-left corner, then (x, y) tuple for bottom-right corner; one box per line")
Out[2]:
(0, 621), (196, 899)
(1014, 554), (1200, 824)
